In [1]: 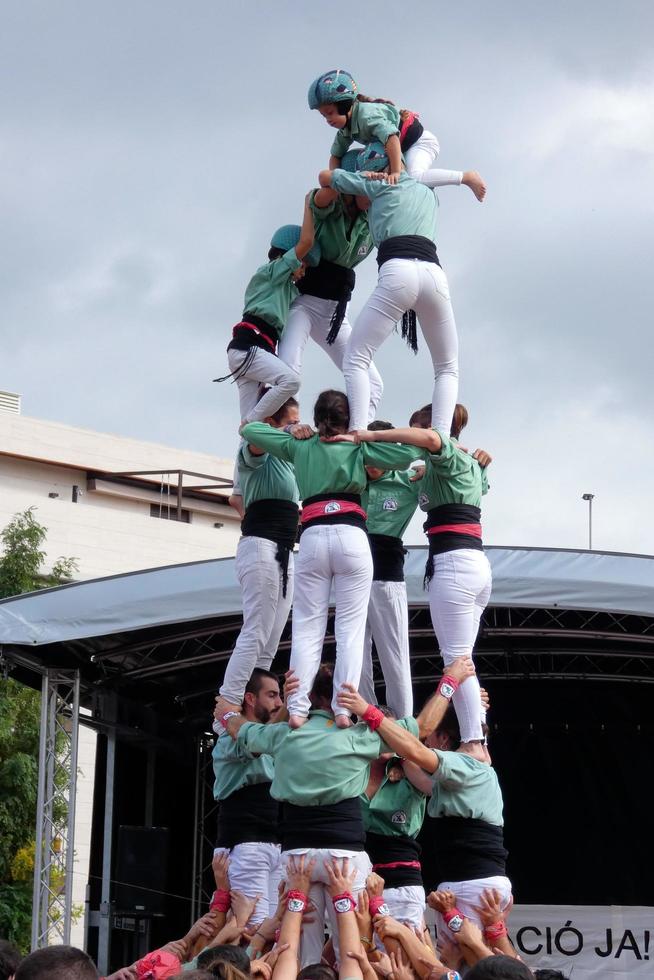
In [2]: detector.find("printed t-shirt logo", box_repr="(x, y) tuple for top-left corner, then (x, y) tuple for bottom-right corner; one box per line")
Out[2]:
(358, 244), (369, 256)
(382, 497), (398, 511)
(391, 810), (407, 824)
(419, 493), (430, 507)
(325, 501), (341, 513)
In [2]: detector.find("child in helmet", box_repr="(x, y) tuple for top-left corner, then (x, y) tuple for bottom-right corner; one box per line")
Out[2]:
(308, 68), (486, 200)
(278, 150), (383, 423)
(215, 198), (320, 425)
(319, 143), (459, 434)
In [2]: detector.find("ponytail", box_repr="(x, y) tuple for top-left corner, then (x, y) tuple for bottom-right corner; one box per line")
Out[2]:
(356, 93), (396, 106)
(313, 389), (350, 437)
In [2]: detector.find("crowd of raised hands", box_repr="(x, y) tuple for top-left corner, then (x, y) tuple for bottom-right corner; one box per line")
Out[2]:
(16, 853), (558, 980)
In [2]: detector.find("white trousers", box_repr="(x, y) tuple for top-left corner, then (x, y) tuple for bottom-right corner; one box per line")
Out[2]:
(383, 884), (426, 930)
(288, 524), (373, 719)
(227, 346), (300, 423)
(281, 847), (372, 967)
(278, 294), (383, 423)
(213, 842), (283, 926)
(220, 536), (294, 705)
(427, 549), (492, 742)
(359, 580), (413, 718)
(343, 258), (458, 433)
(404, 129), (463, 189)
(434, 874), (512, 936)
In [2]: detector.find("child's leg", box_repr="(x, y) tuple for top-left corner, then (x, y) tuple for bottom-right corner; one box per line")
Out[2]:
(404, 129), (441, 176)
(413, 262), (459, 434)
(331, 526), (373, 718)
(220, 537), (287, 705)
(367, 579), (413, 718)
(344, 260), (419, 431)
(277, 297), (313, 376)
(318, 309), (384, 422)
(228, 347), (300, 422)
(287, 526), (332, 720)
(427, 550), (489, 742)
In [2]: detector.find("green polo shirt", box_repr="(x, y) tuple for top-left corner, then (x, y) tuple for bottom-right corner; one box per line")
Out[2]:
(417, 431), (489, 512)
(238, 443), (299, 512)
(330, 101), (401, 159)
(240, 424), (423, 500)
(330, 171), (437, 246)
(360, 762), (426, 839)
(237, 710), (420, 806)
(212, 730), (275, 802)
(363, 469), (420, 538)
(427, 750), (504, 826)
(241, 247), (302, 337)
(310, 191), (373, 269)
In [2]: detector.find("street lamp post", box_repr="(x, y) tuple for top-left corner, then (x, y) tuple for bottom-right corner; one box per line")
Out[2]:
(582, 493), (595, 549)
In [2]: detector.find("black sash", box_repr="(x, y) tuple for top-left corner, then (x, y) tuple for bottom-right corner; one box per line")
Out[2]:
(281, 797), (365, 851)
(368, 533), (406, 582)
(228, 313), (279, 353)
(365, 831), (423, 887)
(301, 492), (368, 532)
(241, 499), (299, 597)
(427, 816), (507, 882)
(216, 782), (280, 848)
(298, 261), (356, 302)
(377, 236), (440, 269)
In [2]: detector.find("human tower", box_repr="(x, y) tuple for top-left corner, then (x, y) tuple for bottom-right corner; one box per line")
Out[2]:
(212, 68), (507, 974)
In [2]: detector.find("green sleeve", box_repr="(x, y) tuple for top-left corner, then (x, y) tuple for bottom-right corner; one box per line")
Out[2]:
(361, 442), (423, 469)
(310, 188), (338, 219)
(427, 430), (474, 478)
(378, 716), (420, 753)
(361, 104), (400, 145)
(432, 749), (468, 788)
(269, 248), (301, 284)
(330, 129), (353, 158)
(481, 465), (490, 496)
(237, 721), (287, 756)
(240, 423), (296, 461)
(331, 170), (384, 197)
(240, 444), (267, 471)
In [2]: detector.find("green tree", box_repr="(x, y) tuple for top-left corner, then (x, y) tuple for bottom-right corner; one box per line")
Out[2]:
(0, 508), (77, 951)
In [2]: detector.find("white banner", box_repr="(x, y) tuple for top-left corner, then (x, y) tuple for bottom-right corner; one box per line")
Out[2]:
(509, 905), (653, 978)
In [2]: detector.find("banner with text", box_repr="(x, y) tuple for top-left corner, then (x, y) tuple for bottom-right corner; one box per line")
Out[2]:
(509, 905), (653, 978)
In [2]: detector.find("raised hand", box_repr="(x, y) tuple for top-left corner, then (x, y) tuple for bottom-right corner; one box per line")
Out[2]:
(285, 852), (316, 895)
(212, 851), (230, 891)
(337, 683), (370, 718)
(324, 856), (357, 898)
(445, 656), (476, 685)
(426, 889), (457, 914)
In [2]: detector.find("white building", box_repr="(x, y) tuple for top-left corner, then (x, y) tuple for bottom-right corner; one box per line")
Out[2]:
(0, 390), (240, 948)
(0, 391), (240, 579)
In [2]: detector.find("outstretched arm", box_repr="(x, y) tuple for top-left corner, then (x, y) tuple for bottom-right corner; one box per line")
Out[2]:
(415, 656), (475, 738)
(337, 685), (438, 773)
(352, 426), (442, 454)
(295, 194), (316, 261)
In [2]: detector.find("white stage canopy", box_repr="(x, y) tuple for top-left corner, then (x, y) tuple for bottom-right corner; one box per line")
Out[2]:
(1, 546), (653, 648)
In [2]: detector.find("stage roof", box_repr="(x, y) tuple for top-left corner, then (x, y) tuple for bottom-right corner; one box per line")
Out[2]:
(2, 546), (653, 729)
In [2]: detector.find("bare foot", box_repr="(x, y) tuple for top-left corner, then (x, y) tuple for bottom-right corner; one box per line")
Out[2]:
(289, 714), (308, 730)
(335, 714), (352, 729)
(462, 170), (486, 202)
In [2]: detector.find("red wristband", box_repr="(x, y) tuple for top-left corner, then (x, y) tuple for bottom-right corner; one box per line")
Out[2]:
(484, 920), (508, 941)
(443, 907), (465, 933)
(210, 888), (230, 912)
(287, 889), (308, 913)
(437, 675), (460, 700)
(362, 704), (384, 732)
(332, 891), (356, 913)
(369, 896), (390, 918)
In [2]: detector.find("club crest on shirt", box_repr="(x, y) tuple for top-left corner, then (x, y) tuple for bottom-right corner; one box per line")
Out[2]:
(391, 809), (407, 825)
(419, 493), (430, 507)
(325, 501), (341, 513)
(382, 497), (398, 511)
(358, 244), (369, 256)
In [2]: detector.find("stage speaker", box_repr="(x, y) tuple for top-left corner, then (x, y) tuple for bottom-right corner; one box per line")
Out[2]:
(114, 826), (169, 914)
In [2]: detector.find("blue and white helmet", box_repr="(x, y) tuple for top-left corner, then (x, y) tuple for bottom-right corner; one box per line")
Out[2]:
(356, 142), (389, 172)
(308, 69), (357, 110)
(270, 225), (321, 267)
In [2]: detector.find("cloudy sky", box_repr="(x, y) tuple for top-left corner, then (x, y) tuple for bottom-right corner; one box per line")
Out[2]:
(2, 1), (653, 553)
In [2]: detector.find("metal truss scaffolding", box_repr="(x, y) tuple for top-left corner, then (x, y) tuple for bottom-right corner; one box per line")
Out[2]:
(191, 734), (218, 922)
(31, 669), (81, 949)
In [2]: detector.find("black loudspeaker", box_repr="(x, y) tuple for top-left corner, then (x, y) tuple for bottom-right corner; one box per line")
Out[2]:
(114, 826), (169, 914)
